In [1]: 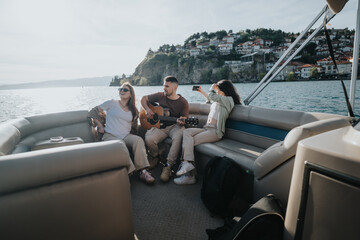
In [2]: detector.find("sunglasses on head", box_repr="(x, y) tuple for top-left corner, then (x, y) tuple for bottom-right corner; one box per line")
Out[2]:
(118, 88), (130, 92)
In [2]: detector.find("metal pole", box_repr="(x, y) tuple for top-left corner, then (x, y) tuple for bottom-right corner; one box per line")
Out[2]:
(246, 9), (335, 104)
(243, 5), (328, 105)
(349, 0), (360, 109)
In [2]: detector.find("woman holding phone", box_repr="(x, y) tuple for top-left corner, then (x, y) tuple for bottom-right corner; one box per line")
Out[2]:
(174, 80), (241, 184)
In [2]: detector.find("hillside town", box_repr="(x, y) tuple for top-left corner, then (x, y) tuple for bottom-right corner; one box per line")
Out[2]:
(159, 28), (357, 81)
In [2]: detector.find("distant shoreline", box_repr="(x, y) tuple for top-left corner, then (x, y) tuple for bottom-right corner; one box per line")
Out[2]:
(0, 78), (353, 90)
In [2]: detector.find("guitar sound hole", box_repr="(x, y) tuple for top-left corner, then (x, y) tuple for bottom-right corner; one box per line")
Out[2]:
(148, 113), (159, 125)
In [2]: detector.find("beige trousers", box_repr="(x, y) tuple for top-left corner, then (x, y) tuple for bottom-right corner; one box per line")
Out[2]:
(103, 132), (150, 172)
(182, 126), (220, 162)
(145, 124), (184, 165)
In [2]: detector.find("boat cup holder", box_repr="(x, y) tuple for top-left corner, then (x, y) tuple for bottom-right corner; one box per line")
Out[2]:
(50, 136), (64, 142)
(32, 137), (84, 151)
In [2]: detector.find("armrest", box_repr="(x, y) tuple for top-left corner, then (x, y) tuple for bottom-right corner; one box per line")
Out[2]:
(0, 140), (133, 195)
(254, 118), (350, 180)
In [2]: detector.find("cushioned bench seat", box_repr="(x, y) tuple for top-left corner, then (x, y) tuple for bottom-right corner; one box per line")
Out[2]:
(188, 103), (352, 205)
(195, 139), (264, 173)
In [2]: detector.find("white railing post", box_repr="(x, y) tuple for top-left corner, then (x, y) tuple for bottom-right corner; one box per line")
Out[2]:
(349, 0), (360, 110)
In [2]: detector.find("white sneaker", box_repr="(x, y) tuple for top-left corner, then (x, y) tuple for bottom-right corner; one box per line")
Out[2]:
(174, 173), (196, 185)
(176, 161), (195, 176)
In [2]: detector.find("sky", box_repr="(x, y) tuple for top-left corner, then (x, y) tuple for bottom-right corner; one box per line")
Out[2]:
(0, 0), (358, 85)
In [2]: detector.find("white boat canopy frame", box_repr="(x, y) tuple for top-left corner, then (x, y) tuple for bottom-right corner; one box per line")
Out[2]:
(350, 0), (360, 110)
(244, 0), (359, 117)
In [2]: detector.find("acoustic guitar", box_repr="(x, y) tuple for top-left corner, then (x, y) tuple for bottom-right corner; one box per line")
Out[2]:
(140, 105), (199, 130)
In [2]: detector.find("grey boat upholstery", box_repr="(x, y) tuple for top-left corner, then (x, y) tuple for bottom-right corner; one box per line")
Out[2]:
(0, 111), (134, 239)
(188, 103), (351, 205)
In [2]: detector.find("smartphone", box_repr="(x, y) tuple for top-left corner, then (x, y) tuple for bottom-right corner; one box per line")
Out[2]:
(192, 86), (200, 91)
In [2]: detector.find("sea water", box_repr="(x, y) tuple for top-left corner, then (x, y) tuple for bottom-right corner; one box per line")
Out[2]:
(0, 80), (359, 123)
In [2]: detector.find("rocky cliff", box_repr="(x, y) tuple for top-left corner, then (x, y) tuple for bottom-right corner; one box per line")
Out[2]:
(131, 53), (224, 85)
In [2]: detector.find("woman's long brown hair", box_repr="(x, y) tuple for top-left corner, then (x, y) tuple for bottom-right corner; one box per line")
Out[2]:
(121, 82), (139, 122)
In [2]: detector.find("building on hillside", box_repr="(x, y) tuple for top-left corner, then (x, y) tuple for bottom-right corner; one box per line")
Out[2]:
(317, 57), (333, 68)
(229, 33), (241, 40)
(273, 47), (287, 58)
(175, 45), (185, 53)
(264, 40), (273, 46)
(209, 39), (220, 46)
(253, 38), (264, 45)
(342, 46), (353, 52)
(235, 42), (252, 54)
(315, 46), (329, 56)
(223, 36), (235, 43)
(266, 62), (275, 72)
(273, 61), (303, 80)
(190, 48), (201, 56)
(196, 42), (210, 50)
(239, 52), (266, 73)
(259, 46), (271, 54)
(224, 60), (244, 73)
(324, 61), (352, 75)
(298, 64), (322, 79)
(218, 42), (233, 55)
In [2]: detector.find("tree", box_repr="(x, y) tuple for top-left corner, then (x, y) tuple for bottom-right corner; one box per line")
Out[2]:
(258, 72), (266, 80)
(200, 31), (209, 39)
(170, 45), (176, 53)
(310, 67), (318, 78)
(286, 72), (295, 81)
(301, 42), (317, 56)
(215, 30), (228, 40)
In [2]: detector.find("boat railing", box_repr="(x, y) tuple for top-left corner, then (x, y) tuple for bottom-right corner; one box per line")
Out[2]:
(350, 0), (360, 109)
(243, 5), (335, 105)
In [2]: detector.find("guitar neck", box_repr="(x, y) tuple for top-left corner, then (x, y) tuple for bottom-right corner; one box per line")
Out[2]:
(158, 115), (178, 122)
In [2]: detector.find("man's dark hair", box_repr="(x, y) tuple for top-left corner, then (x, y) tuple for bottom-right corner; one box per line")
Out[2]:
(164, 76), (178, 84)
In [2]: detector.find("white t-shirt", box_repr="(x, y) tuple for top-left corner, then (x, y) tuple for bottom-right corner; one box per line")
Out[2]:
(99, 99), (133, 139)
(207, 102), (220, 121)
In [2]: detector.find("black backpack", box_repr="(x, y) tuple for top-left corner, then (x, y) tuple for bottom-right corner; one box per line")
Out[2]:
(201, 156), (248, 218)
(206, 194), (285, 240)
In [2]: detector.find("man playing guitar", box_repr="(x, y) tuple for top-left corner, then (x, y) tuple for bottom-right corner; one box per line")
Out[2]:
(140, 76), (189, 182)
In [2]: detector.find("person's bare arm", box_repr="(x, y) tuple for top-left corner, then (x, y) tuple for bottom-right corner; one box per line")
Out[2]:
(140, 95), (154, 118)
(197, 86), (209, 99)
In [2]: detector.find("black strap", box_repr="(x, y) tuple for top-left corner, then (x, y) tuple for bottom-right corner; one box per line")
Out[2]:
(323, 14), (355, 117)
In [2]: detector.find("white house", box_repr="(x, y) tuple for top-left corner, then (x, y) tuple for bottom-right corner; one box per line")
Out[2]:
(299, 64), (319, 79)
(337, 61), (352, 74)
(223, 36), (235, 43)
(264, 40), (273, 46)
(273, 47), (287, 58)
(190, 48), (201, 56)
(218, 43), (233, 55)
(196, 42), (210, 50)
(253, 38), (264, 45)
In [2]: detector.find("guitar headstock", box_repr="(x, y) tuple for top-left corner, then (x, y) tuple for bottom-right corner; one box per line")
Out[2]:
(185, 117), (199, 128)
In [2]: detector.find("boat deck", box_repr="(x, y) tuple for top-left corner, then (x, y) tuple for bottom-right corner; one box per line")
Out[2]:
(130, 165), (223, 240)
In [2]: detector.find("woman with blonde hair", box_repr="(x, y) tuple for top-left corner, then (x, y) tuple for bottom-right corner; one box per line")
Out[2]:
(89, 82), (155, 184)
